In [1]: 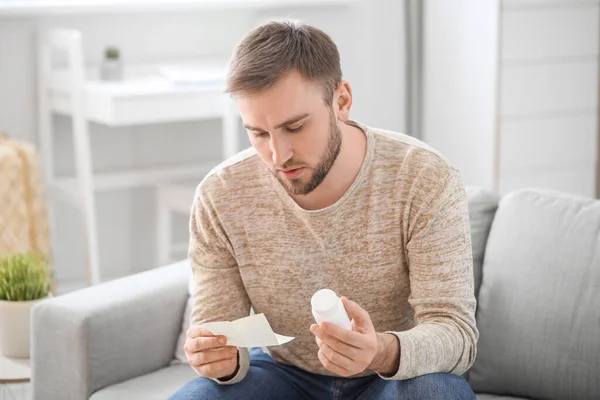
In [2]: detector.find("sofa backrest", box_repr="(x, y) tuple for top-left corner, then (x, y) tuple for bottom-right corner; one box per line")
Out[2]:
(467, 189), (600, 400)
(466, 187), (500, 298)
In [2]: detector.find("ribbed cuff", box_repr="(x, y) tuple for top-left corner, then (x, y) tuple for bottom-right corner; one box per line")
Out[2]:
(208, 347), (249, 385)
(376, 331), (410, 381)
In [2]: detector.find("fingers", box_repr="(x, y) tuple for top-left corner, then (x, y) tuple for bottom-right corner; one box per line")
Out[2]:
(194, 352), (238, 379)
(188, 346), (238, 368)
(185, 325), (229, 352)
(314, 330), (360, 360)
(310, 300), (378, 379)
(316, 336), (355, 367)
(184, 325), (239, 379)
(186, 325), (214, 339)
(311, 322), (362, 348)
(317, 346), (351, 377)
(187, 335), (230, 352)
(340, 297), (372, 332)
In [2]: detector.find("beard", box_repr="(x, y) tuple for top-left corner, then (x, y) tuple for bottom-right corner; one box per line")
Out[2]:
(276, 111), (342, 196)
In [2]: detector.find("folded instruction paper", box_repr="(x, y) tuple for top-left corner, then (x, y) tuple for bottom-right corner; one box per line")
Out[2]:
(201, 313), (295, 348)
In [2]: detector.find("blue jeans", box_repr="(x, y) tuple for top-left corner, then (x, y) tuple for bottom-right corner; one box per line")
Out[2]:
(169, 348), (476, 400)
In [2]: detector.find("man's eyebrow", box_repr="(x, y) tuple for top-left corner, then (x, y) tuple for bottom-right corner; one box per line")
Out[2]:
(243, 113), (309, 131)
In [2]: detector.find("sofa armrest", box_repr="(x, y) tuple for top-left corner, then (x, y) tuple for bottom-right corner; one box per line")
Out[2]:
(31, 260), (190, 400)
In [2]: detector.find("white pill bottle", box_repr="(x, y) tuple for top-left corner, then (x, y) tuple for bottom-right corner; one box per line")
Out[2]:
(311, 289), (352, 330)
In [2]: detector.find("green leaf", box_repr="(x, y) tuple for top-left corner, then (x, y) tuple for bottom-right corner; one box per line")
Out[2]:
(0, 252), (51, 301)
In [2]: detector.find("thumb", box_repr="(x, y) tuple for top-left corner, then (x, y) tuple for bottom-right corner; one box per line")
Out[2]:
(341, 296), (373, 332)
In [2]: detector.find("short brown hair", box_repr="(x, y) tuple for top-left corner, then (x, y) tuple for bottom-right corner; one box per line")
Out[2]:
(226, 21), (342, 105)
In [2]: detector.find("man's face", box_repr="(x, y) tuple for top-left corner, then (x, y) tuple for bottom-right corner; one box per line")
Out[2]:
(237, 72), (341, 196)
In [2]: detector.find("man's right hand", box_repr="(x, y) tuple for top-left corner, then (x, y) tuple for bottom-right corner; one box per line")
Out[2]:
(184, 326), (239, 380)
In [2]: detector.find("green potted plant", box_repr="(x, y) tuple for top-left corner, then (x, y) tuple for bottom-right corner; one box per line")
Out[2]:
(100, 45), (123, 81)
(0, 252), (52, 358)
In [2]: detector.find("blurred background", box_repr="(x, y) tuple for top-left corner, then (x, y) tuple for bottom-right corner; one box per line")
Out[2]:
(0, 0), (598, 294)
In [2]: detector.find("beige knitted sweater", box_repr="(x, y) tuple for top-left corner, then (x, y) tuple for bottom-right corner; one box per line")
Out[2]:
(188, 121), (478, 384)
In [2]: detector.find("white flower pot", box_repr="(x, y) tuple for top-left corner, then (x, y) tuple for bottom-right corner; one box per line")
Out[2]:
(0, 297), (47, 358)
(100, 59), (123, 81)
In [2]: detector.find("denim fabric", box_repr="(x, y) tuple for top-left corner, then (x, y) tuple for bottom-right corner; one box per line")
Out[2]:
(170, 348), (475, 400)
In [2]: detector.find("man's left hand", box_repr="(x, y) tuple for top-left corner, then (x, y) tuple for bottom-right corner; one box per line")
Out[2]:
(309, 296), (399, 377)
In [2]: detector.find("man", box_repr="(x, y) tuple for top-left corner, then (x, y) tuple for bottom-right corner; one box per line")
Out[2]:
(170, 21), (478, 400)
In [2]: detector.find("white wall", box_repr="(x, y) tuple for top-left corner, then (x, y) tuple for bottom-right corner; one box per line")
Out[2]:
(498, 0), (599, 198)
(421, 0), (500, 190)
(421, 0), (599, 197)
(0, 0), (407, 288)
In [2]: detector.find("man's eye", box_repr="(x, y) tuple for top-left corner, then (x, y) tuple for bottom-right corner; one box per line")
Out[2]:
(286, 125), (304, 133)
(253, 131), (269, 138)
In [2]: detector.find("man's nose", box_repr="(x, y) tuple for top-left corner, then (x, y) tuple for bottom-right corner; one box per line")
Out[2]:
(270, 136), (292, 167)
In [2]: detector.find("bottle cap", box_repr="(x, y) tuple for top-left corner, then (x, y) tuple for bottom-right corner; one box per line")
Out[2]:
(311, 289), (338, 314)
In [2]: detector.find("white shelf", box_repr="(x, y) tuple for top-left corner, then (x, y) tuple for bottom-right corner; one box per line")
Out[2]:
(52, 161), (215, 194)
(0, 354), (30, 383)
(0, 0), (359, 17)
(48, 60), (233, 126)
(38, 28), (241, 286)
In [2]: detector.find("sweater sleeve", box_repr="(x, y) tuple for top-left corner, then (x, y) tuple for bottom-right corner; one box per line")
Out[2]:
(380, 169), (479, 380)
(188, 182), (251, 385)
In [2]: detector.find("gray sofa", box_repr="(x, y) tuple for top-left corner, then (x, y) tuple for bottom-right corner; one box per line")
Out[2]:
(31, 188), (600, 399)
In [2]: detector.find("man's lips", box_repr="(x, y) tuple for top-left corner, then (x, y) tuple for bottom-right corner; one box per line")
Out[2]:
(279, 167), (304, 179)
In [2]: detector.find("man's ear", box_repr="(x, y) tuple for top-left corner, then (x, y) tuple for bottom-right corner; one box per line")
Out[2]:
(334, 80), (353, 121)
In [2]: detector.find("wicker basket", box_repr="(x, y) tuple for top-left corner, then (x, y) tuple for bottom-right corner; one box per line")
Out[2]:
(0, 134), (52, 261)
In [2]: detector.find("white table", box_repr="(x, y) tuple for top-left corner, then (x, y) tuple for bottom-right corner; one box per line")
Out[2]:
(0, 355), (30, 400)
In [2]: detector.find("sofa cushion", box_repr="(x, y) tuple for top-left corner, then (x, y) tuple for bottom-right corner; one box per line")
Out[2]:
(89, 364), (197, 400)
(465, 187), (500, 298)
(468, 189), (600, 400)
(173, 268), (194, 364)
(476, 395), (529, 400)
